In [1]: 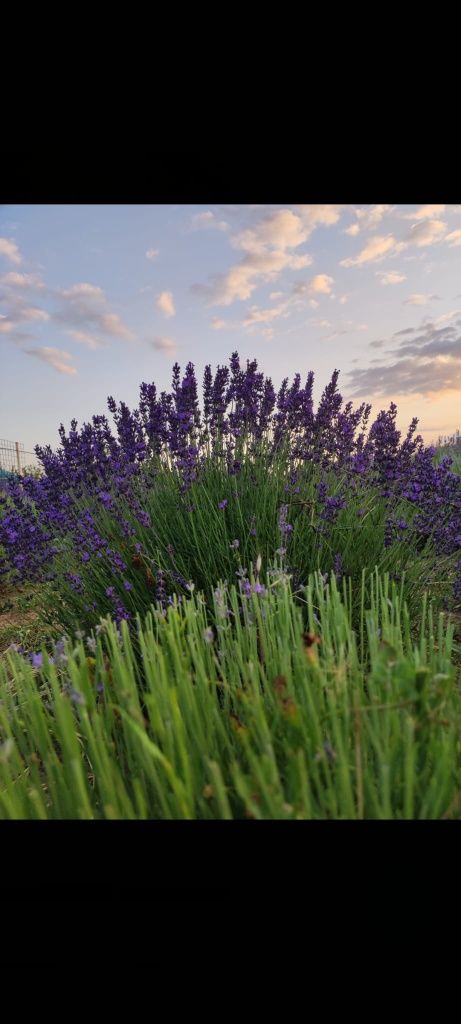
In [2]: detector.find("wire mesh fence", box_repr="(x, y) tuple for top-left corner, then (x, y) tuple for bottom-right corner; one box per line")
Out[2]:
(0, 439), (41, 477)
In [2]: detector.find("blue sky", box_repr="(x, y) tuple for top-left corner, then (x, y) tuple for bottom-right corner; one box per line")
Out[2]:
(1, 203), (461, 453)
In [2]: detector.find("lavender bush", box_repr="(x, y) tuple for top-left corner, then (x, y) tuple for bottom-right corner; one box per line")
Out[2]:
(1, 351), (460, 634)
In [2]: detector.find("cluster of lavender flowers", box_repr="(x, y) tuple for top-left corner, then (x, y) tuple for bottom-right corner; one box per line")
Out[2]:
(1, 351), (461, 612)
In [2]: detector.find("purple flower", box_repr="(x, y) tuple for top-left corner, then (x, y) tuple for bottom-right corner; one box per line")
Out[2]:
(218, 499), (228, 510)
(9, 643), (25, 655)
(31, 652), (43, 669)
(136, 510), (151, 528)
(66, 573), (84, 593)
(123, 580), (133, 591)
(333, 553), (343, 579)
(53, 638), (67, 664)
(69, 689), (86, 706)
(278, 504), (293, 537)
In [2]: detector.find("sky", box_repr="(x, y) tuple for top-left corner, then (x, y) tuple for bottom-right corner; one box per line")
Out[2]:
(1, 203), (461, 454)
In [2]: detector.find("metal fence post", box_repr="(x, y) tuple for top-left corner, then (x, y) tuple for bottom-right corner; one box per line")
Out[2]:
(15, 441), (21, 475)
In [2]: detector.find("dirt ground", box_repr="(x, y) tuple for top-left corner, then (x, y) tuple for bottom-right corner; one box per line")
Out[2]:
(0, 584), (48, 655)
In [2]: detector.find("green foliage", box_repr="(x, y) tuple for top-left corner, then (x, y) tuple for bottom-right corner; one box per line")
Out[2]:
(1, 570), (460, 820)
(47, 449), (458, 636)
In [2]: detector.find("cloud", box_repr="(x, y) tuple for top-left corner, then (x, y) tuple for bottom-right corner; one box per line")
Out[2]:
(432, 309), (461, 326)
(399, 329), (461, 361)
(0, 306), (49, 330)
(0, 316), (18, 333)
(0, 326), (34, 344)
(294, 273), (334, 296)
(98, 313), (133, 338)
(347, 313), (461, 397)
(242, 302), (290, 327)
(403, 204), (446, 220)
(18, 307), (50, 321)
(0, 238), (22, 265)
(356, 205), (393, 228)
(341, 216), (447, 269)
(339, 295), (348, 304)
(0, 271), (43, 288)
(65, 329), (106, 350)
(61, 283), (105, 300)
(376, 270), (406, 285)
(405, 219), (447, 248)
(309, 274), (334, 295)
(210, 298), (291, 336)
(191, 211), (229, 232)
(54, 282), (134, 340)
(233, 209), (309, 254)
(404, 293), (441, 306)
(192, 208), (314, 307)
(343, 206), (393, 237)
(152, 336), (176, 352)
(157, 291), (175, 318)
(0, 272), (46, 324)
(24, 347), (77, 375)
(445, 229), (461, 247)
(194, 249), (312, 307)
(1, 267), (134, 353)
(348, 356), (461, 399)
(340, 234), (398, 267)
(296, 205), (346, 234)
(145, 248), (160, 259)
(320, 320), (369, 342)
